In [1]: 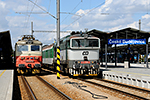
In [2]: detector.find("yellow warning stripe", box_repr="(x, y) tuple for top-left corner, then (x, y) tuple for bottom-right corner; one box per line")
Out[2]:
(57, 48), (60, 53)
(57, 46), (60, 79)
(57, 60), (60, 65)
(0, 70), (6, 77)
(57, 54), (60, 59)
(57, 66), (60, 71)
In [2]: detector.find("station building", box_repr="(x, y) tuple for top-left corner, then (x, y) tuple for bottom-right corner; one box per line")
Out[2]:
(88, 27), (150, 68)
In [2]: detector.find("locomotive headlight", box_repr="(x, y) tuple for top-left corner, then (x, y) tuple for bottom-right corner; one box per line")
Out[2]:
(36, 57), (39, 59)
(34, 57), (39, 59)
(21, 57), (24, 60)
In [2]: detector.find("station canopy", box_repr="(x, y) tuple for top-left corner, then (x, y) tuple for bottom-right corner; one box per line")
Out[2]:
(88, 27), (150, 54)
(0, 31), (13, 56)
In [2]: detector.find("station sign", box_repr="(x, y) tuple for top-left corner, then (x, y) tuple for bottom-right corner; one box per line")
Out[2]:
(108, 39), (146, 45)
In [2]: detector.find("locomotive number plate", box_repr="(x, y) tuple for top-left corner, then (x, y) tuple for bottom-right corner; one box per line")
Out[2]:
(81, 61), (90, 64)
(25, 61), (34, 63)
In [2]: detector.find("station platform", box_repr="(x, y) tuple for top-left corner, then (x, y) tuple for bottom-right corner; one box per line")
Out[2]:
(100, 63), (150, 89)
(0, 69), (14, 100)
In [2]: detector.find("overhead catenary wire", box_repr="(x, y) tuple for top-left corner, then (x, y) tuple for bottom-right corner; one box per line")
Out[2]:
(48, 0), (51, 12)
(24, 0), (38, 35)
(33, 30), (72, 33)
(28, 0), (56, 19)
(62, 0), (110, 30)
(22, 1), (29, 35)
(16, 12), (50, 14)
(61, 0), (82, 24)
(60, 12), (81, 17)
(147, 0), (150, 14)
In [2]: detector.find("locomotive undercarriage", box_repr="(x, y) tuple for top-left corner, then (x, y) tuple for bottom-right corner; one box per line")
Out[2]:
(17, 64), (41, 74)
(68, 61), (100, 76)
(69, 68), (99, 76)
(17, 68), (41, 74)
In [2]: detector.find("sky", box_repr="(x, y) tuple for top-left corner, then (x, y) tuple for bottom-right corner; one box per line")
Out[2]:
(1, 0), (150, 49)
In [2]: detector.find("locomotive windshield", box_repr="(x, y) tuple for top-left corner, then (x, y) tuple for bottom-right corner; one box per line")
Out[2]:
(72, 39), (99, 48)
(17, 45), (41, 52)
(17, 45), (28, 52)
(31, 45), (40, 51)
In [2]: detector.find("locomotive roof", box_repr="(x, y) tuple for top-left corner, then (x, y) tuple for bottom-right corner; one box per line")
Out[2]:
(16, 39), (42, 45)
(42, 43), (54, 50)
(60, 33), (99, 42)
(16, 35), (42, 45)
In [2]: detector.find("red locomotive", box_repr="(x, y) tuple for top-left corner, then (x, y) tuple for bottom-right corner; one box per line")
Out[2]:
(15, 35), (42, 74)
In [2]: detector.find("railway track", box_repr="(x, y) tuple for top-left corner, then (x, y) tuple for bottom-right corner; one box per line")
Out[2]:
(21, 75), (72, 100)
(77, 77), (150, 100)
(37, 68), (150, 99)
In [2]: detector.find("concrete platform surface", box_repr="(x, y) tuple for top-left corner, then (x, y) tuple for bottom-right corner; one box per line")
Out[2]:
(101, 67), (150, 77)
(101, 62), (150, 77)
(0, 69), (14, 100)
(100, 64), (150, 89)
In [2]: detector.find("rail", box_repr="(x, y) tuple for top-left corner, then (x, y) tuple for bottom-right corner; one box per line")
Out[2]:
(21, 75), (37, 100)
(78, 78), (150, 100)
(36, 75), (73, 100)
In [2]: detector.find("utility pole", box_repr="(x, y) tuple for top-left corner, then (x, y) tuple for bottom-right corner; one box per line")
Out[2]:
(31, 22), (33, 36)
(56, 0), (60, 79)
(139, 19), (141, 30)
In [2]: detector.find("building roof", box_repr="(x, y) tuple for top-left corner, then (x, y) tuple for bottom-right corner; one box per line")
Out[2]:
(88, 27), (150, 54)
(109, 27), (150, 39)
(0, 30), (13, 56)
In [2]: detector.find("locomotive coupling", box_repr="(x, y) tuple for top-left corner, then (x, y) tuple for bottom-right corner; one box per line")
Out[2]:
(19, 64), (25, 68)
(34, 64), (41, 68)
(73, 61), (80, 69)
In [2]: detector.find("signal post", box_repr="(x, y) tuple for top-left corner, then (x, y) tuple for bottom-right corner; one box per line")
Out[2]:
(56, 0), (60, 79)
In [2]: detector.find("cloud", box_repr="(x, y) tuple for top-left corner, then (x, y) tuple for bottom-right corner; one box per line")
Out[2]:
(0, 0), (56, 48)
(1, 0), (150, 49)
(142, 14), (150, 19)
(68, 0), (150, 32)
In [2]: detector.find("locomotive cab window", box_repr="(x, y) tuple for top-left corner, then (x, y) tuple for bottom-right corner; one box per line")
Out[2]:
(72, 39), (99, 48)
(72, 39), (84, 47)
(17, 45), (28, 52)
(87, 39), (99, 47)
(31, 45), (40, 51)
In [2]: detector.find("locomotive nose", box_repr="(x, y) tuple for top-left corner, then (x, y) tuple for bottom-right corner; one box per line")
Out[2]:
(28, 64), (31, 67)
(84, 56), (88, 61)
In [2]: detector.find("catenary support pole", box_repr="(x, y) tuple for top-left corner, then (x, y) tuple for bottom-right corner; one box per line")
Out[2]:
(57, 0), (60, 79)
(115, 44), (117, 67)
(146, 44), (148, 68)
(105, 44), (107, 69)
(31, 22), (33, 36)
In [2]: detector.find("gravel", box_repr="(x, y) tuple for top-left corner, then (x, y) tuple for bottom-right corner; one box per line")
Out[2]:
(41, 74), (122, 100)
(15, 72), (125, 100)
